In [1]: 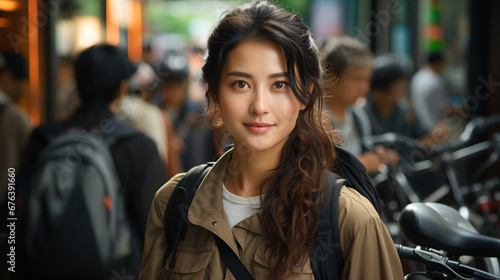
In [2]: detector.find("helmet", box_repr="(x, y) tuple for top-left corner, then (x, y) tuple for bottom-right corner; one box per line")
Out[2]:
(156, 50), (189, 83)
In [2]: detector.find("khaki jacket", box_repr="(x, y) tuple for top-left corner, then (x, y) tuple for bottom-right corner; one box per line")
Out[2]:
(140, 150), (404, 279)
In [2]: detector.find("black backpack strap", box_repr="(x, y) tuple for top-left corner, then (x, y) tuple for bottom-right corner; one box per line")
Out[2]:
(312, 171), (347, 280)
(164, 163), (214, 268)
(351, 109), (368, 154)
(334, 145), (381, 214)
(214, 235), (254, 280)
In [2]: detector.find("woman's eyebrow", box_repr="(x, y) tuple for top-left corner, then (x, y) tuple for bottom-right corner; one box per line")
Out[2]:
(226, 71), (251, 78)
(269, 72), (287, 78)
(226, 71), (288, 78)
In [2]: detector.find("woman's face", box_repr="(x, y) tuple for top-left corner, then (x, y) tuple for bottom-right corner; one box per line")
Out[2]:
(217, 40), (305, 153)
(333, 65), (373, 107)
(159, 81), (187, 109)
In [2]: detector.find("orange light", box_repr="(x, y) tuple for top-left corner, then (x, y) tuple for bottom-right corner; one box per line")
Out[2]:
(106, 0), (120, 45)
(128, 0), (142, 62)
(0, 1), (21, 12)
(28, 0), (40, 126)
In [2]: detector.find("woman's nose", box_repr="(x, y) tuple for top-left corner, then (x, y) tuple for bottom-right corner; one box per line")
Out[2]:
(249, 87), (270, 116)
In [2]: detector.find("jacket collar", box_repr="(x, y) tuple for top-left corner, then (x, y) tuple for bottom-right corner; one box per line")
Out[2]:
(188, 148), (267, 252)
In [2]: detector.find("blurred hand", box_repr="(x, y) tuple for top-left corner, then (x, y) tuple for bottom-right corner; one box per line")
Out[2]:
(358, 146), (399, 174)
(431, 122), (450, 143)
(420, 121), (450, 146)
(375, 145), (400, 166)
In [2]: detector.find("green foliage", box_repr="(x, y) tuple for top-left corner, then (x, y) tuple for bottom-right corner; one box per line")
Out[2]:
(146, 0), (311, 39)
(74, 0), (101, 16)
(273, 0), (310, 22)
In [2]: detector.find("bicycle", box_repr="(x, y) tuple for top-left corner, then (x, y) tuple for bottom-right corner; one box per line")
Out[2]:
(362, 114), (500, 237)
(396, 202), (500, 279)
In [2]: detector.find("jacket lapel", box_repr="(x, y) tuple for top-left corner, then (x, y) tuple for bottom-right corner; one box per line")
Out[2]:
(188, 150), (241, 255)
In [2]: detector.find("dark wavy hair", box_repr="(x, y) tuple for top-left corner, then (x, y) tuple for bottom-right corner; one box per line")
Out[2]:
(201, 1), (340, 279)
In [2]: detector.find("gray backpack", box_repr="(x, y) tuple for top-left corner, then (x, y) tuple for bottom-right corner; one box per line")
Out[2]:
(26, 120), (138, 278)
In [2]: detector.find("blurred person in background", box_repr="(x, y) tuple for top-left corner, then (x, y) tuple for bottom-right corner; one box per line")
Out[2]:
(17, 44), (166, 279)
(0, 52), (30, 203)
(187, 45), (207, 102)
(156, 50), (214, 170)
(0, 51), (30, 280)
(321, 36), (399, 174)
(410, 52), (450, 133)
(118, 62), (183, 178)
(141, 42), (156, 69)
(54, 56), (80, 120)
(363, 54), (447, 199)
(363, 54), (448, 144)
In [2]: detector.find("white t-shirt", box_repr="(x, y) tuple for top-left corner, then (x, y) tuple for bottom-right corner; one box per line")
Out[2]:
(222, 183), (262, 230)
(327, 107), (371, 156)
(410, 68), (448, 131)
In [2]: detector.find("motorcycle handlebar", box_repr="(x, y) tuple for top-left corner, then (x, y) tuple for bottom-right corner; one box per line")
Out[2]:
(395, 244), (500, 280)
(362, 114), (500, 156)
(432, 114), (500, 154)
(362, 133), (430, 153)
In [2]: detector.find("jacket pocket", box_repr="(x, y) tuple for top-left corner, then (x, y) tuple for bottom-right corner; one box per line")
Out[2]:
(162, 246), (214, 280)
(253, 247), (314, 280)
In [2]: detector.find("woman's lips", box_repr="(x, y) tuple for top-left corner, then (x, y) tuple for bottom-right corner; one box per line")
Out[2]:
(244, 122), (274, 133)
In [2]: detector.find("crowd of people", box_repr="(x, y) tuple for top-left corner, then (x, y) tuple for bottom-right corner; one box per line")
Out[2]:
(0, 0), (456, 279)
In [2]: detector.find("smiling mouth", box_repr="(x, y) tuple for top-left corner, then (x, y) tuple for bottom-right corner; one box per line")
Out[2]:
(244, 122), (274, 134)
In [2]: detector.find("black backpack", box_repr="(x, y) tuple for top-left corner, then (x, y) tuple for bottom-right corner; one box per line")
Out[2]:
(26, 117), (139, 278)
(164, 146), (380, 280)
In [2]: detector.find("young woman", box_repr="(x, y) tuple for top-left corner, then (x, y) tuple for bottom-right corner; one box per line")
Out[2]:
(140, 1), (403, 279)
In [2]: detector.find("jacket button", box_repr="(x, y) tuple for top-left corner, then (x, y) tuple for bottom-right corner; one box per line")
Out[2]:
(212, 221), (218, 226)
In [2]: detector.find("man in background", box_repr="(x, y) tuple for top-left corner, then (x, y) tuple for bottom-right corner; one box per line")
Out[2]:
(410, 52), (449, 132)
(0, 51), (31, 280)
(0, 51), (31, 207)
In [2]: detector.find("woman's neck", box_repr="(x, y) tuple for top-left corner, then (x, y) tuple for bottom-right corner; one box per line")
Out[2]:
(226, 142), (282, 197)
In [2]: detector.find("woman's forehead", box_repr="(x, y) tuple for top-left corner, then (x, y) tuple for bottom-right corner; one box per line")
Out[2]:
(222, 40), (288, 76)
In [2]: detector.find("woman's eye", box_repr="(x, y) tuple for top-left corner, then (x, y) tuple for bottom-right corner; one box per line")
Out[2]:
(233, 81), (248, 89)
(273, 81), (288, 89)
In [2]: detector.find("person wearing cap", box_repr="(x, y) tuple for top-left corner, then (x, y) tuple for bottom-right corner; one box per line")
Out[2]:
(17, 44), (167, 278)
(156, 50), (214, 171)
(0, 51), (31, 208)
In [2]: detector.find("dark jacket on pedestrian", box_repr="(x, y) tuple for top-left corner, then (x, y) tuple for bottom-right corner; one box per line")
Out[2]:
(16, 102), (166, 280)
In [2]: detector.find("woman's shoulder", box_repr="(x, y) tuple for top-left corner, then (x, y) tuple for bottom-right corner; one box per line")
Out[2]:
(152, 173), (186, 211)
(337, 186), (381, 233)
(337, 186), (386, 257)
